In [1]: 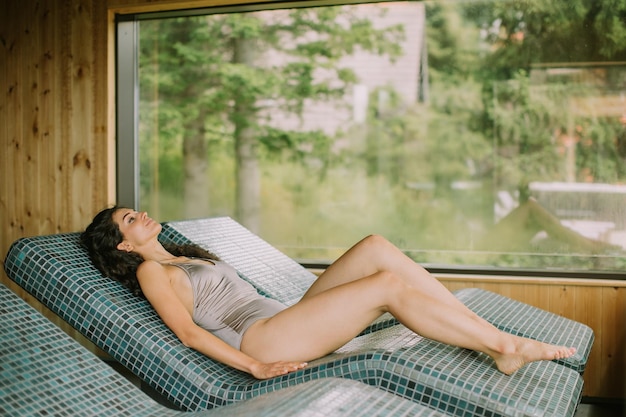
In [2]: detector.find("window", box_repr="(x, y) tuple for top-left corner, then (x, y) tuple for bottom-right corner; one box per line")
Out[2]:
(117, 0), (626, 274)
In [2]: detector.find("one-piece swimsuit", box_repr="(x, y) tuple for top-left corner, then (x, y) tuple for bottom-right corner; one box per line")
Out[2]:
(169, 259), (286, 349)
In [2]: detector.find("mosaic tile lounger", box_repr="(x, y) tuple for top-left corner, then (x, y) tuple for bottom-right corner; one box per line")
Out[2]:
(5, 227), (585, 417)
(0, 283), (447, 417)
(162, 217), (594, 374)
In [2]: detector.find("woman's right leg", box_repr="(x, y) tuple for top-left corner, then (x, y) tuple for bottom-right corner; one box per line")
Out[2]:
(242, 271), (575, 375)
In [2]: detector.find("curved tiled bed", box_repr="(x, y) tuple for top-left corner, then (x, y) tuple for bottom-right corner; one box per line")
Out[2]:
(3, 218), (591, 416)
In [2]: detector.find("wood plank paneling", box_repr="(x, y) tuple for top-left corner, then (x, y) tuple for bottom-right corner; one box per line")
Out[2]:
(573, 285), (605, 398)
(597, 286), (626, 398)
(0, 0), (110, 353)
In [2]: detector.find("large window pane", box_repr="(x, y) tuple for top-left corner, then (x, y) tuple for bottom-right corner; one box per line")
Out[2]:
(135, 0), (626, 272)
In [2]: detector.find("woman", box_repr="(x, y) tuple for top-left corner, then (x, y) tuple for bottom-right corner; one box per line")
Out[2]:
(81, 206), (575, 380)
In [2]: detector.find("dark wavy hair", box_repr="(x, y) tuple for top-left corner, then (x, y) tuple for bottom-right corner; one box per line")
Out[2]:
(80, 206), (219, 298)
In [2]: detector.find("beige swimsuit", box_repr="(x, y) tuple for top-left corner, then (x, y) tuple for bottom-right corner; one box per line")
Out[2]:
(169, 260), (286, 349)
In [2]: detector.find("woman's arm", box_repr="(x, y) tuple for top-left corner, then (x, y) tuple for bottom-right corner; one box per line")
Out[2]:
(137, 260), (305, 379)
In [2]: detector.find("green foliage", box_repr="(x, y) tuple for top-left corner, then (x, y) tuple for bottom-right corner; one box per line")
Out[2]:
(577, 119), (626, 182)
(425, 2), (482, 83)
(462, 0), (626, 78)
(139, 6), (406, 199)
(491, 72), (562, 187)
(487, 71), (626, 188)
(138, 1), (626, 271)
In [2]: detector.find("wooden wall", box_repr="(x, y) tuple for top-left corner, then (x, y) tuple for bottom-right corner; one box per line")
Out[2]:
(0, 0), (624, 401)
(1, 0), (111, 349)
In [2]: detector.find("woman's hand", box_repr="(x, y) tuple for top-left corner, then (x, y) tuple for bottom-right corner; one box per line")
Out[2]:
(249, 360), (308, 379)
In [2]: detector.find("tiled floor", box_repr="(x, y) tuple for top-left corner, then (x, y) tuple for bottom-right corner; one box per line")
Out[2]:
(575, 402), (625, 417)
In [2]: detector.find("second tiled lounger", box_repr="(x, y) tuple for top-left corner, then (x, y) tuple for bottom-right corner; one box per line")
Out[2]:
(4, 224), (586, 417)
(0, 283), (446, 417)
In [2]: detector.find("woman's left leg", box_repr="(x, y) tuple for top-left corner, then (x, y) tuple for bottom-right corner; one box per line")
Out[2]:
(302, 234), (479, 320)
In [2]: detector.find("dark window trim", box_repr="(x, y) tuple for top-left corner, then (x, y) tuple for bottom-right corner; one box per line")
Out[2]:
(116, 19), (140, 209)
(299, 261), (626, 280)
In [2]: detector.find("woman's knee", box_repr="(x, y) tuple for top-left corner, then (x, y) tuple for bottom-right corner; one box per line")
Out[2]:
(359, 234), (393, 253)
(371, 270), (406, 296)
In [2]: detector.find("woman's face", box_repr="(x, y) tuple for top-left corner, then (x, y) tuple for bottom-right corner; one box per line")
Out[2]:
(112, 208), (162, 252)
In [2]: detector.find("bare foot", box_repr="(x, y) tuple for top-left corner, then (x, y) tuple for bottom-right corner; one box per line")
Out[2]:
(494, 336), (577, 375)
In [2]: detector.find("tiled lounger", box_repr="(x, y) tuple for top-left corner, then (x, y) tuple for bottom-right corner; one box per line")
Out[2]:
(5, 229), (585, 417)
(162, 217), (594, 374)
(0, 283), (446, 417)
